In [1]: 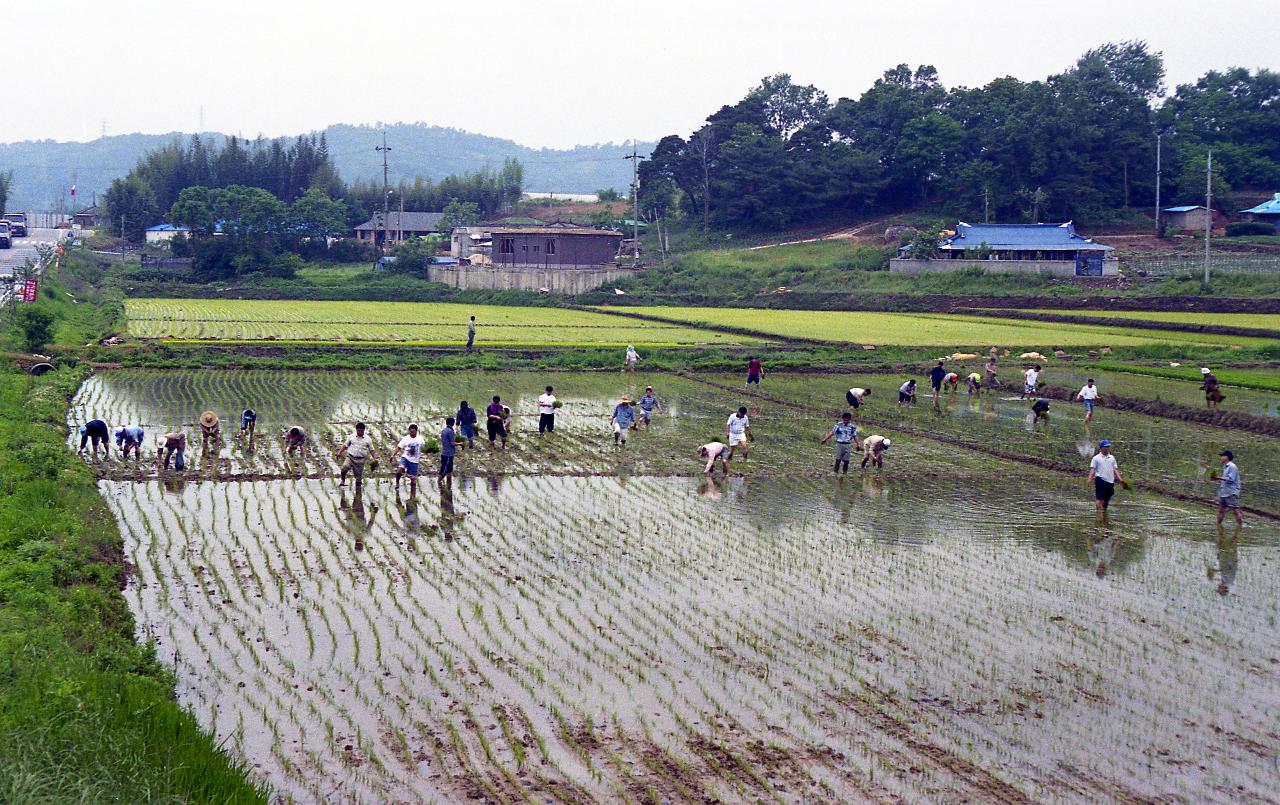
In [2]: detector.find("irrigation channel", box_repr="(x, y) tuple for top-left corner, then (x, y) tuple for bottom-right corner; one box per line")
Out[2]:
(72, 370), (1280, 803)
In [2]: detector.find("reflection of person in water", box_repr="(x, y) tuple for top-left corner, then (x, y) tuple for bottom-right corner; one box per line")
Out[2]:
(1087, 529), (1117, 577)
(339, 487), (378, 549)
(486, 473), (502, 495)
(439, 484), (458, 540)
(396, 491), (420, 534)
(698, 476), (726, 501)
(1213, 525), (1239, 596)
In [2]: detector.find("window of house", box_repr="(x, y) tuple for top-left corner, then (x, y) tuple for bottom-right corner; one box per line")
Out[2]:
(500, 238), (514, 254)
(533, 244), (539, 253)
(545, 238), (556, 255)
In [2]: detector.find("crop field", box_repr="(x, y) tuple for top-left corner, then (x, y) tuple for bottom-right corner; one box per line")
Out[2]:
(1022, 309), (1280, 329)
(75, 369), (1280, 802)
(593, 306), (1272, 348)
(124, 299), (759, 346)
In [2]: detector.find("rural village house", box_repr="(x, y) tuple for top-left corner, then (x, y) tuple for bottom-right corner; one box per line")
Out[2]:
(1239, 193), (1280, 233)
(892, 222), (1117, 277)
(490, 226), (623, 269)
(353, 211), (445, 245)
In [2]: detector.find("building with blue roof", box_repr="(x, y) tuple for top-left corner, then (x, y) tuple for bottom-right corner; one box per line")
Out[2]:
(1162, 205), (1215, 231)
(1240, 193), (1280, 232)
(892, 222), (1118, 277)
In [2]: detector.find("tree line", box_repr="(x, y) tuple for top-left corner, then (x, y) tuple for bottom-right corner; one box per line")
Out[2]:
(102, 133), (523, 243)
(639, 42), (1280, 232)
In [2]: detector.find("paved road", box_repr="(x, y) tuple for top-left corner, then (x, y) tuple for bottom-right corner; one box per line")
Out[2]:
(0, 227), (68, 303)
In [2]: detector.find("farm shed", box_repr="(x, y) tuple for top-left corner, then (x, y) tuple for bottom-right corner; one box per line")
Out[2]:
(891, 222), (1117, 277)
(490, 226), (623, 269)
(354, 211), (445, 245)
(1162, 205), (1217, 232)
(1239, 193), (1280, 233)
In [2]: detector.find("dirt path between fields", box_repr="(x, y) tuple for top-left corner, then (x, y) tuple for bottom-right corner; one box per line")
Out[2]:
(746, 218), (887, 250)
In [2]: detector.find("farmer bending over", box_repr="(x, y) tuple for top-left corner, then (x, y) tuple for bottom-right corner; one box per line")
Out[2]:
(698, 441), (729, 475)
(861, 435), (890, 469)
(199, 411), (221, 449)
(115, 425), (145, 460)
(79, 418), (110, 458)
(285, 426), (308, 457)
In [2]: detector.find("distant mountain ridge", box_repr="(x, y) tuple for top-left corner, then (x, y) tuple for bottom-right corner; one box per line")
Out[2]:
(0, 122), (655, 211)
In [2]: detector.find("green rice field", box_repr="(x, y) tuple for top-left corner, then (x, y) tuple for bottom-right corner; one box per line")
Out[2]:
(124, 299), (759, 346)
(72, 369), (1280, 802)
(1018, 309), (1280, 329)
(594, 306), (1274, 348)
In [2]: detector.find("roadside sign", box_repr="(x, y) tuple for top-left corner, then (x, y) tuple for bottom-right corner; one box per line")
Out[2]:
(22, 279), (37, 302)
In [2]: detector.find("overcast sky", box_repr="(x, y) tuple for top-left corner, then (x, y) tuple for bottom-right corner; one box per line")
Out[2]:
(5, 0), (1277, 148)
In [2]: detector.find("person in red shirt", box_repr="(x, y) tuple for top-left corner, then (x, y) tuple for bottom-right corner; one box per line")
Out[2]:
(746, 356), (764, 386)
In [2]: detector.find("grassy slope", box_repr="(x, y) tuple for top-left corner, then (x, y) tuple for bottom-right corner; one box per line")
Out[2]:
(0, 366), (266, 803)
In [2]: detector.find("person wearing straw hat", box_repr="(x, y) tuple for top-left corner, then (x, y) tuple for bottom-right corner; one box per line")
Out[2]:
(1200, 367), (1223, 408)
(611, 395), (636, 446)
(199, 411), (220, 449)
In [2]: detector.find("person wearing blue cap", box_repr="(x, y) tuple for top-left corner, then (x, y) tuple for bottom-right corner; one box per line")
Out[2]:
(1087, 440), (1126, 512)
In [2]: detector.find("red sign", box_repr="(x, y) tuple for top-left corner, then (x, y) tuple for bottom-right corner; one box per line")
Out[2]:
(21, 279), (37, 302)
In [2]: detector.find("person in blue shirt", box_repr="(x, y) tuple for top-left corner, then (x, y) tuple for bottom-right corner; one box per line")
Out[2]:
(637, 386), (662, 428)
(611, 396), (636, 446)
(79, 418), (110, 458)
(1207, 449), (1242, 527)
(438, 417), (457, 489)
(819, 412), (862, 474)
(929, 361), (947, 401)
(115, 425), (145, 460)
(456, 401), (478, 448)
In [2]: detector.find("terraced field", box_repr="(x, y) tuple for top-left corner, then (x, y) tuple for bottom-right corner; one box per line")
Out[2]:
(1022, 309), (1280, 329)
(594, 306), (1274, 348)
(124, 299), (758, 346)
(76, 370), (1280, 802)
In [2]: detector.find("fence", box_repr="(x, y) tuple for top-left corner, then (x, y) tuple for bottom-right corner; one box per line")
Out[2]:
(1124, 255), (1280, 276)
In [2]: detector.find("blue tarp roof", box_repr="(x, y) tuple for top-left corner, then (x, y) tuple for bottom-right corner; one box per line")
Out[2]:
(939, 222), (1112, 252)
(1241, 193), (1280, 215)
(145, 223), (189, 232)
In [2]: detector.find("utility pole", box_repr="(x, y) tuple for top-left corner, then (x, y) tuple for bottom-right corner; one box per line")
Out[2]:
(1154, 132), (1162, 236)
(624, 140), (645, 267)
(377, 132), (391, 257)
(982, 186), (990, 223)
(1204, 149), (1213, 286)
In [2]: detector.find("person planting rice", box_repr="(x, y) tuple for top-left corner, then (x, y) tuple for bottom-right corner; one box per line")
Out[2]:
(611, 395), (636, 446)
(725, 406), (751, 461)
(393, 423), (425, 494)
(943, 371), (960, 392)
(438, 417), (457, 489)
(160, 430), (187, 470)
(538, 386), (558, 434)
(1087, 439), (1126, 513)
(456, 401), (477, 448)
(1206, 450), (1242, 527)
(79, 418), (110, 458)
(846, 386), (870, 412)
(336, 421), (378, 490)
(820, 412), (862, 475)
(486, 396), (507, 447)
(966, 372), (982, 394)
(860, 434), (890, 469)
(199, 411), (221, 449)
(1031, 398), (1051, 426)
(1022, 365), (1041, 399)
(240, 408), (257, 438)
(625, 345), (639, 373)
(929, 362), (947, 400)
(698, 441), (729, 475)
(984, 356), (998, 388)
(746, 356), (764, 386)
(898, 379), (917, 406)
(638, 386), (662, 428)
(284, 426), (308, 456)
(115, 425), (145, 460)
(1200, 368), (1223, 408)
(1074, 379), (1101, 423)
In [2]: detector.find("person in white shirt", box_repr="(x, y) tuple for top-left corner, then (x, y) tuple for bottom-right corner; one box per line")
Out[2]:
(725, 406), (751, 462)
(845, 387), (871, 412)
(860, 435), (890, 469)
(1074, 379), (1101, 423)
(1087, 439), (1125, 513)
(392, 423), (426, 494)
(698, 441), (729, 475)
(336, 421), (379, 490)
(1022, 365), (1041, 398)
(537, 385), (558, 435)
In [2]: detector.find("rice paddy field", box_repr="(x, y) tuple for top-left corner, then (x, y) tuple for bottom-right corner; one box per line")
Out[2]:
(123, 299), (759, 346)
(72, 369), (1280, 803)
(1017, 309), (1280, 330)
(593, 306), (1276, 348)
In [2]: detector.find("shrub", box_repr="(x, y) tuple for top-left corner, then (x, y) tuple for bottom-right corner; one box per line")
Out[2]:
(1225, 221), (1276, 237)
(15, 306), (57, 353)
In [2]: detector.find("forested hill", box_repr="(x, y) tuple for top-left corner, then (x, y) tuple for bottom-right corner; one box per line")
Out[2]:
(0, 123), (653, 210)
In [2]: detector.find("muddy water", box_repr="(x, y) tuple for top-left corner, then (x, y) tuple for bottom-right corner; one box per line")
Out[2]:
(102, 472), (1280, 804)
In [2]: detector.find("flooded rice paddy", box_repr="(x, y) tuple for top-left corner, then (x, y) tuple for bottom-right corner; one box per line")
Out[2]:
(76, 370), (1280, 803)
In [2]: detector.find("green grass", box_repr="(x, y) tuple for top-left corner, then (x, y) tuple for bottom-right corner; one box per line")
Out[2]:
(0, 365), (265, 803)
(294, 261), (372, 285)
(1010, 309), (1280, 329)
(1090, 363), (1280, 393)
(124, 298), (760, 345)
(595, 306), (1276, 348)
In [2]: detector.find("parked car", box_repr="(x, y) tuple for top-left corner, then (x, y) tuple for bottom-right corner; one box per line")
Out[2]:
(0, 220), (12, 249)
(2, 212), (27, 237)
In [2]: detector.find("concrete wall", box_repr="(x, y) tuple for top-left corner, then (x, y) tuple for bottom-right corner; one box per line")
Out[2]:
(427, 265), (636, 293)
(890, 257), (1119, 277)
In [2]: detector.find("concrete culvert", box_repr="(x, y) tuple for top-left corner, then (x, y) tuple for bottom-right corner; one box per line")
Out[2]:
(28, 363), (54, 376)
